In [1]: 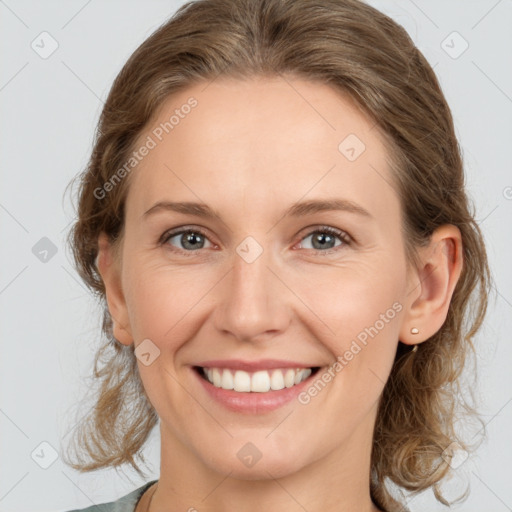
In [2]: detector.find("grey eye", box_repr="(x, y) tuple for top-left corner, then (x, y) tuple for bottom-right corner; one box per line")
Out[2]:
(301, 231), (344, 251)
(165, 230), (212, 251)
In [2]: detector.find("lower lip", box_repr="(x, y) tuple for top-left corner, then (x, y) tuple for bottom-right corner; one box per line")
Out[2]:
(193, 367), (320, 414)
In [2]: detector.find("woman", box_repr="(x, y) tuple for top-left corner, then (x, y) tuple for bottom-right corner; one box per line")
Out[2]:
(63, 0), (491, 510)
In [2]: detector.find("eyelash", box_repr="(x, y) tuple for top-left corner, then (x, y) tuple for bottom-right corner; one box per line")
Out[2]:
(158, 225), (352, 257)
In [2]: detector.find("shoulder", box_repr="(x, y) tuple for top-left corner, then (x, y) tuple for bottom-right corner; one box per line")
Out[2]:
(65, 480), (158, 512)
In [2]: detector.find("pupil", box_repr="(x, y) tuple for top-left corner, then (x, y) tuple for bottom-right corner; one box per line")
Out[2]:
(183, 232), (204, 250)
(313, 233), (334, 250)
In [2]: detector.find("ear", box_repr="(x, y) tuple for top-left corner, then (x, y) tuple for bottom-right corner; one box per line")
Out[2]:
(399, 224), (463, 346)
(96, 232), (133, 346)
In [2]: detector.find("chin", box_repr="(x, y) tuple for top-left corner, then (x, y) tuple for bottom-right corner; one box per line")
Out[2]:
(212, 458), (306, 481)
(200, 440), (311, 481)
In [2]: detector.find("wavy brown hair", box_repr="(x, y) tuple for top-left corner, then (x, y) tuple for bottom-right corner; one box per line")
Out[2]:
(62, 0), (492, 510)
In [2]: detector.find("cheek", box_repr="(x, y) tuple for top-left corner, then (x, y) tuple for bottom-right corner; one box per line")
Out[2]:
(123, 259), (214, 345)
(299, 260), (404, 342)
(295, 259), (405, 401)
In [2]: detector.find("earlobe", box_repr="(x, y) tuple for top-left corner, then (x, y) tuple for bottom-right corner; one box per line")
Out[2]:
(96, 232), (133, 346)
(399, 225), (463, 346)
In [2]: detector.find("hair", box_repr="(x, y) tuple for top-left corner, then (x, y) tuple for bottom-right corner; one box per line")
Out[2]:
(62, 0), (492, 510)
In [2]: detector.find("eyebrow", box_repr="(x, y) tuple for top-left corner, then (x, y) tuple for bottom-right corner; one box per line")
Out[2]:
(142, 199), (373, 220)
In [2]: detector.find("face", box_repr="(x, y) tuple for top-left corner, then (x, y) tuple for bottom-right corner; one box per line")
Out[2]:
(102, 76), (416, 480)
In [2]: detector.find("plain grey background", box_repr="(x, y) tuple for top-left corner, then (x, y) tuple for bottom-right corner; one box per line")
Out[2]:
(0, 1), (511, 511)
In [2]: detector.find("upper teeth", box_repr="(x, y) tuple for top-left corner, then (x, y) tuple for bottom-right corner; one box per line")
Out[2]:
(202, 367), (312, 392)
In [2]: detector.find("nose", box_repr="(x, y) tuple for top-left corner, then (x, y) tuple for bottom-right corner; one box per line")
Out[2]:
(213, 244), (291, 343)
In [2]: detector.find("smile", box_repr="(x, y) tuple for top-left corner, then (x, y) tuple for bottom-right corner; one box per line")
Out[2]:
(198, 367), (319, 392)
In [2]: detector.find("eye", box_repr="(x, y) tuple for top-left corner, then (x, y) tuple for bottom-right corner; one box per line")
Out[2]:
(159, 225), (351, 255)
(160, 227), (214, 252)
(297, 226), (351, 253)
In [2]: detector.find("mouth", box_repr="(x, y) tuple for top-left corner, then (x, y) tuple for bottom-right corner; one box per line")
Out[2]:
(193, 366), (321, 393)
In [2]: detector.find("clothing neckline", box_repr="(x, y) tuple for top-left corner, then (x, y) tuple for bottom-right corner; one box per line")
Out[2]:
(134, 480), (159, 510)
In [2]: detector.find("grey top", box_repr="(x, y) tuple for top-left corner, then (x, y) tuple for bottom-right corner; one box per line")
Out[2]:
(66, 480), (159, 512)
(64, 479), (397, 511)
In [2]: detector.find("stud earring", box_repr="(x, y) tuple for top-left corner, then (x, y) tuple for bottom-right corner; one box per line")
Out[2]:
(410, 327), (419, 334)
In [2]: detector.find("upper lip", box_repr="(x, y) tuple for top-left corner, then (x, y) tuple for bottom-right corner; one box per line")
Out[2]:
(194, 359), (320, 372)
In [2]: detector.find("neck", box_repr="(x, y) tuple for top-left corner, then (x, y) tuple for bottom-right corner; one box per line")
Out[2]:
(150, 410), (382, 512)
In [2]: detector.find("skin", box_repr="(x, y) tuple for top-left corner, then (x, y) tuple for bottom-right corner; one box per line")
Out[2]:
(97, 75), (463, 512)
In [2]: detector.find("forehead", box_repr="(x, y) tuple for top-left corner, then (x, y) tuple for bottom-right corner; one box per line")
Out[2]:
(125, 76), (398, 222)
